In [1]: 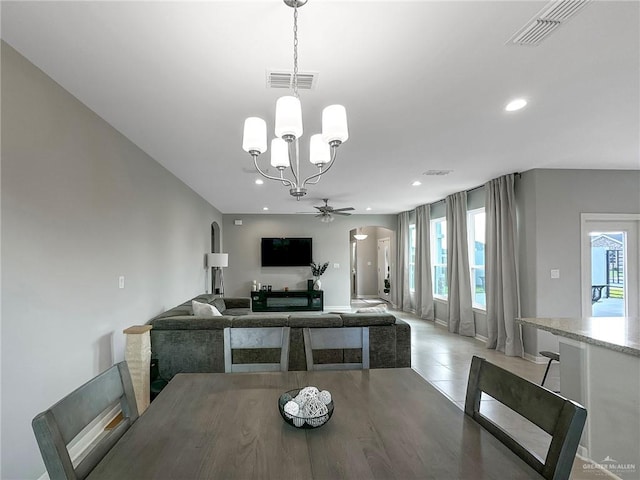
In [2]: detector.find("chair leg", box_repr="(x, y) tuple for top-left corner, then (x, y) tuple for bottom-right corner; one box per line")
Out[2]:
(541, 359), (553, 386)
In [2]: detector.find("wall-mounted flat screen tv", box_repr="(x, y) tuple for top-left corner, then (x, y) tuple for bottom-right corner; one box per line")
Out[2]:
(261, 237), (312, 267)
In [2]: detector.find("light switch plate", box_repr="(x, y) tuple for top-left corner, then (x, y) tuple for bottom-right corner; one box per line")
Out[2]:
(333, 263), (340, 268)
(118, 276), (125, 289)
(550, 269), (560, 279)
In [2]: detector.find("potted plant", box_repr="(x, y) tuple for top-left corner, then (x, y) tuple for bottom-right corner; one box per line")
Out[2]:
(310, 261), (329, 290)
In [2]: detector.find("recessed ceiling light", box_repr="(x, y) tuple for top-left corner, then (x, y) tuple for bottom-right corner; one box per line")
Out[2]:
(505, 98), (527, 112)
(263, 207), (269, 211)
(412, 181), (422, 186)
(366, 207), (372, 211)
(255, 179), (264, 185)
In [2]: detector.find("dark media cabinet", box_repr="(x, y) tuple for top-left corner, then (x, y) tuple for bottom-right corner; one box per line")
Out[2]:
(251, 290), (323, 312)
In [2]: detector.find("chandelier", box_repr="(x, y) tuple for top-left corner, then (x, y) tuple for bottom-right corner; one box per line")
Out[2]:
(241, 0), (348, 200)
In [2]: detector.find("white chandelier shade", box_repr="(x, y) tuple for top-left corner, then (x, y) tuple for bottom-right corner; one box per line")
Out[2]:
(322, 104), (349, 143)
(270, 138), (289, 168)
(242, 117), (267, 154)
(309, 134), (330, 165)
(275, 96), (303, 139)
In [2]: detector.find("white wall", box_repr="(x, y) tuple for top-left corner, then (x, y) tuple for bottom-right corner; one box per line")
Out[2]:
(222, 214), (396, 309)
(1, 42), (222, 479)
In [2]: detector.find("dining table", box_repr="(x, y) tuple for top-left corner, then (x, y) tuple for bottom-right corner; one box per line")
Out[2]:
(87, 368), (542, 479)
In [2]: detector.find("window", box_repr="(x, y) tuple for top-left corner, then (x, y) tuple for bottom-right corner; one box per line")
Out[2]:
(431, 218), (447, 298)
(468, 208), (486, 309)
(408, 223), (416, 292)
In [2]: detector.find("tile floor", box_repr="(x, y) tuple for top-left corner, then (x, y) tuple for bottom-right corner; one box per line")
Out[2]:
(351, 299), (610, 480)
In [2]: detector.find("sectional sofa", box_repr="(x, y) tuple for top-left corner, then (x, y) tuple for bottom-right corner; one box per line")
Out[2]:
(148, 293), (411, 380)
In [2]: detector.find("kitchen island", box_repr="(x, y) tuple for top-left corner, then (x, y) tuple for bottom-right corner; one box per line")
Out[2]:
(517, 317), (639, 479)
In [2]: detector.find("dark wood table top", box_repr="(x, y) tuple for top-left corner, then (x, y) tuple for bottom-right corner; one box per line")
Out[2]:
(88, 368), (542, 479)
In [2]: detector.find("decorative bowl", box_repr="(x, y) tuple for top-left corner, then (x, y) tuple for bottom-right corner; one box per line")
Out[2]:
(278, 388), (334, 429)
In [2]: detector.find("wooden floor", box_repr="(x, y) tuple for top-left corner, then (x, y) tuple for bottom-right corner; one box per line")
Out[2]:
(351, 299), (614, 480)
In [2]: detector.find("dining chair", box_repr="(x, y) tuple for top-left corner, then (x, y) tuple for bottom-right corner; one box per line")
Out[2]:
(32, 361), (139, 480)
(540, 350), (560, 387)
(223, 326), (291, 372)
(303, 326), (370, 370)
(465, 355), (586, 480)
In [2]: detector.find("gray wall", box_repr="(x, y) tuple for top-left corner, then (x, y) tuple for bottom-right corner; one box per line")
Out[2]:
(222, 214), (396, 309)
(1, 42), (222, 479)
(516, 169), (640, 355)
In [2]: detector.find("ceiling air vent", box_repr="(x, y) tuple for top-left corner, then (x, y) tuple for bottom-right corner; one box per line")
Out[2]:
(423, 170), (453, 176)
(508, 0), (592, 46)
(267, 70), (318, 90)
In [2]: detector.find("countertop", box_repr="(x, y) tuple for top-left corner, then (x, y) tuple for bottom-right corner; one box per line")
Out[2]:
(516, 317), (640, 357)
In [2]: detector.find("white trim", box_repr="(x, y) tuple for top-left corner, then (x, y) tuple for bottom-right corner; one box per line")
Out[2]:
(580, 213), (640, 317)
(435, 318), (448, 328)
(474, 333), (488, 343)
(37, 405), (121, 480)
(523, 352), (549, 364)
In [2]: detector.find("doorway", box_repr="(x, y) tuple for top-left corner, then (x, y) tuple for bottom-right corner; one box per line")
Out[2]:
(581, 214), (639, 317)
(378, 238), (391, 299)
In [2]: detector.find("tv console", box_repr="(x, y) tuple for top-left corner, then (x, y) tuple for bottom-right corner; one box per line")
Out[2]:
(251, 290), (323, 312)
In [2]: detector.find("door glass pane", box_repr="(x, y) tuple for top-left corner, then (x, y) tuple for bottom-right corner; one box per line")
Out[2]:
(590, 231), (626, 317)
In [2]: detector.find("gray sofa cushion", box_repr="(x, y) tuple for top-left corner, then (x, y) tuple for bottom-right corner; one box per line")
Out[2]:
(223, 308), (252, 316)
(231, 314), (289, 328)
(150, 316), (232, 330)
(211, 297), (226, 312)
(288, 314), (343, 328)
(341, 312), (396, 327)
(154, 308), (192, 319)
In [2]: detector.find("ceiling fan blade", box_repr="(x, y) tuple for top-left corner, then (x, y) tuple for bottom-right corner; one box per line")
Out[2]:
(332, 207), (355, 212)
(334, 212), (352, 216)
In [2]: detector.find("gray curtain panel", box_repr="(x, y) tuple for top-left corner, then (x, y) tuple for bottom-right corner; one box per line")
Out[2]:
(415, 204), (435, 320)
(446, 192), (475, 336)
(394, 211), (412, 311)
(485, 174), (524, 356)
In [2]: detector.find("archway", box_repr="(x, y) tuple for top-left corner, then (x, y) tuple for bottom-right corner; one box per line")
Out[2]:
(349, 225), (394, 302)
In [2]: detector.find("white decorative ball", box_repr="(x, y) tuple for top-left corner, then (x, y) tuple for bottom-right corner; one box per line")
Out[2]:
(318, 390), (332, 405)
(299, 386), (319, 397)
(301, 397), (328, 419)
(306, 414), (329, 427)
(284, 400), (299, 419)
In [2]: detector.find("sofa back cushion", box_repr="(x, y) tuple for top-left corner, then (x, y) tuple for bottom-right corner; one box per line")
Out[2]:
(341, 313), (396, 327)
(151, 316), (232, 330)
(211, 297), (226, 313)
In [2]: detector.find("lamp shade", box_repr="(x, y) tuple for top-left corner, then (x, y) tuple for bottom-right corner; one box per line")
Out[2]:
(309, 134), (331, 165)
(275, 96), (303, 139)
(242, 117), (268, 154)
(207, 253), (228, 268)
(270, 138), (290, 168)
(322, 105), (348, 144)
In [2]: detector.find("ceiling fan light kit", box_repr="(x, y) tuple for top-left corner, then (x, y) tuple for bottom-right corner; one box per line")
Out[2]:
(242, 0), (348, 200)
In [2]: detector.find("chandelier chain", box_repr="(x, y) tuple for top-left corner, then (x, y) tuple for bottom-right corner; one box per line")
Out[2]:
(293, 4), (299, 98)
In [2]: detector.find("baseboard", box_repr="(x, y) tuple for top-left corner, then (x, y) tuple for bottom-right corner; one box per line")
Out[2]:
(475, 333), (488, 343)
(37, 405), (121, 480)
(523, 352), (548, 364)
(434, 318), (448, 328)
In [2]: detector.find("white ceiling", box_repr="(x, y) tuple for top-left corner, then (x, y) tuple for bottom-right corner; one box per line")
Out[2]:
(2, 1), (638, 215)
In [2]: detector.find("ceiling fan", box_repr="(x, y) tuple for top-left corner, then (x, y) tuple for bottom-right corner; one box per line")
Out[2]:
(301, 199), (355, 222)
